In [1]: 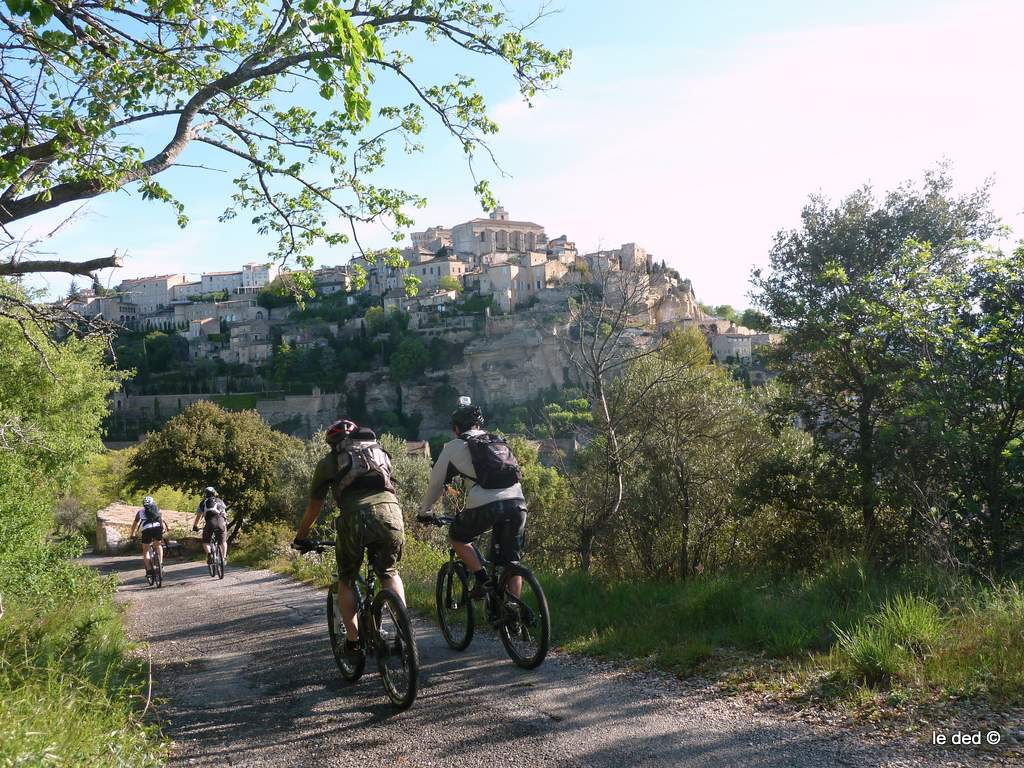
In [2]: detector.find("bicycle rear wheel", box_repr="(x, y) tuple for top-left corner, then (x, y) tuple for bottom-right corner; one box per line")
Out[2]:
(215, 547), (224, 580)
(327, 582), (365, 681)
(373, 589), (419, 710)
(155, 556), (163, 588)
(435, 561), (474, 650)
(207, 548), (215, 577)
(497, 565), (550, 670)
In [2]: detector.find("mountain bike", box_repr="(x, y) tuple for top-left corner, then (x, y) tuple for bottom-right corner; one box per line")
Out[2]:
(418, 514), (550, 670)
(145, 539), (163, 588)
(293, 540), (419, 710)
(208, 528), (225, 580)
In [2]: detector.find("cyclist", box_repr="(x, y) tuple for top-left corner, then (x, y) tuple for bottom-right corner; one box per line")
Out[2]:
(129, 495), (166, 577)
(417, 397), (526, 599)
(293, 419), (406, 663)
(192, 486), (228, 566)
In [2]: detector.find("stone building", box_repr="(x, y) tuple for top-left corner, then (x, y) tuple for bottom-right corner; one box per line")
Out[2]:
(201, 270), (244, 295)
(451, 207), (547, 258)
(118, 273), (188, 314)
(240, 262), (279, 293)
(479, 257), (568, 313)
(407, 257), (470, 291)
(410, 226), (452, 253)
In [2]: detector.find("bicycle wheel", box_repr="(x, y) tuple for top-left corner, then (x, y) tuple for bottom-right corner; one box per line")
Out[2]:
(207, 548), (215, 577)
(435, 561), (474, 650)
(215, 547), (224, 580)
(497, 565), (550, 670)
(326, 582), (365, 681)
(372, 588), (419, 710)
(155, 557), (163, 588)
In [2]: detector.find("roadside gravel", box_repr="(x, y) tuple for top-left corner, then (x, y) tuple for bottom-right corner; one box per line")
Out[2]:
(91, 554), (1015, 767)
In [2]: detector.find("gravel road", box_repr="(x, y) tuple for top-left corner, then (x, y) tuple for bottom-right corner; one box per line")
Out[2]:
(92, 553), (1007, 768)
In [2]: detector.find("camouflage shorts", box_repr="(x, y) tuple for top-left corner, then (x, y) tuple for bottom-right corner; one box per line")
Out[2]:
(335, 500), (405, 582)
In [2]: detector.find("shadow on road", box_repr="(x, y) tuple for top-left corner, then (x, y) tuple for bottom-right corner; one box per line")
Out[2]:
(88, 553), (894, 768)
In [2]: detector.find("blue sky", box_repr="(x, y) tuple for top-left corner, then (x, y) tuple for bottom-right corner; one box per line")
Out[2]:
(19, 0), (1024, 307)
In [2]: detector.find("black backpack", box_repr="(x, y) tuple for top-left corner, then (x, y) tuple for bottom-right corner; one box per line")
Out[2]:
(143, 504), (161, 525)
(462, 433), (522, 489)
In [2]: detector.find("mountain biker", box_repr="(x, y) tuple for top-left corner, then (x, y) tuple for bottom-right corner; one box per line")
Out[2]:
(293, 419), (406, 663)
(417, 397), (526, 600)
(129, 495), (166, 577)
(192, 486), (228, 565)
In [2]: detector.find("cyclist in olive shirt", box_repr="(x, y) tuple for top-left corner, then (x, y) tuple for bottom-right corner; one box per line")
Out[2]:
(293, 419), (406, 662)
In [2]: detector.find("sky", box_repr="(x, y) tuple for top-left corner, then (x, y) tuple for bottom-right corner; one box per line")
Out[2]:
(17, 0), (1024, 308)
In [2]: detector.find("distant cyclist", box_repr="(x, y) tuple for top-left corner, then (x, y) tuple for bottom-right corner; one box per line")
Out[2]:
(418, 397), (526, 599)
(129, 496), (166, 578)
(192, 487), (228, 566)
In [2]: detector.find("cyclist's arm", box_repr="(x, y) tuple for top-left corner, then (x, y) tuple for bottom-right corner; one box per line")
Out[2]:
(191, 509), (203, 530)
(296, 496), (324, 540)
(129, 514), (139, 538)
(419, 443), (454, 514)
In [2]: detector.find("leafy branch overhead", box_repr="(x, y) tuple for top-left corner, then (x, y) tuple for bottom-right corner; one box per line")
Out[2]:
(0, 0), (571, 276)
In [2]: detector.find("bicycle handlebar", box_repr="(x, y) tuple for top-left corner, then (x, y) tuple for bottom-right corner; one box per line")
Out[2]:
(416, 514), (455, 527)
(292, 539), (336, 554)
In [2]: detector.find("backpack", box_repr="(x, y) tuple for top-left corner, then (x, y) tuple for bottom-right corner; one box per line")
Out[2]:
(142, 504), (161, 525)
(462, 433), (522, 490)
(204, 498), (226, 517)
(336, 439), (396, 494)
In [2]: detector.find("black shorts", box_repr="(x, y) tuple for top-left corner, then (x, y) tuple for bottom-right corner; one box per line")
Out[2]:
(449, 500), (527, 565)
(141, 527), (163, 544)
(203, 516), (227, 544)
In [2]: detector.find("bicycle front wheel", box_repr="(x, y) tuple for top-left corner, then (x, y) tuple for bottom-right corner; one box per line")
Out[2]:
(373, 589), (419, 710)
(327, 582), (365, 681)
(435, 562), (474, 650)
(497, 565), (550, 670)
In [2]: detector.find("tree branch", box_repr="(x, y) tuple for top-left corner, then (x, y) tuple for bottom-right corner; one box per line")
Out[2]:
(0, 252), (122, 276)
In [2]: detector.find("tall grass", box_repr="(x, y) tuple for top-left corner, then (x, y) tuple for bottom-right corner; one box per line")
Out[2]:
(0, 576), (164, 766)
(233, 527), (1024, 706)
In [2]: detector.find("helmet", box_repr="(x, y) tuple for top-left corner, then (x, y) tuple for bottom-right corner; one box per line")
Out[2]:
(451, 396), (483, 434)
(142, 495), (155, 509)
(325, 418), (358, 446)
(204, 486), (216, 498)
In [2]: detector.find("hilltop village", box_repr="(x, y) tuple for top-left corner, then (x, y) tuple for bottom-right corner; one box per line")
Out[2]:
(68, 207), (778, 443)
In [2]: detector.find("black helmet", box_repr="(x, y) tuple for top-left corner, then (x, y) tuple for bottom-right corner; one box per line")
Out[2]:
(326, 418), (358, 446)
(204, 486), (217, 498)
(451, 396), (483, 434)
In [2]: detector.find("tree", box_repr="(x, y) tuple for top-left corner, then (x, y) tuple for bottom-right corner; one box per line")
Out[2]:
(438, 275), (463, 293)
(751, 170), (998, 562)
(912, 245), (1024, 573)
(389, 337), (428, 383)
(564, 262), (696, 572)
(0, 279), (122, 604)
(0, 0), (570, 278)
(740, 308), (771, 331)
(127, 401), (301, 537)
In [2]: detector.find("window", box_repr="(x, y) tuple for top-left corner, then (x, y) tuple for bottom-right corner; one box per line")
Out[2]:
(537, 280), (541, 290)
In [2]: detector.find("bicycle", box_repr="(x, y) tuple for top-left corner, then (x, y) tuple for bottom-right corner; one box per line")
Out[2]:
(293, 539), (419, 710)
(145, 538), (163, 588)
(194, 514), (227, 580)
(418, 514), (550, 670)
(207, 528), (225, 580)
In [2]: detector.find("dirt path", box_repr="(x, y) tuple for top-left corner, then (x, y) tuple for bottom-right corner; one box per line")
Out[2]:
(92, 553), (999, 767)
